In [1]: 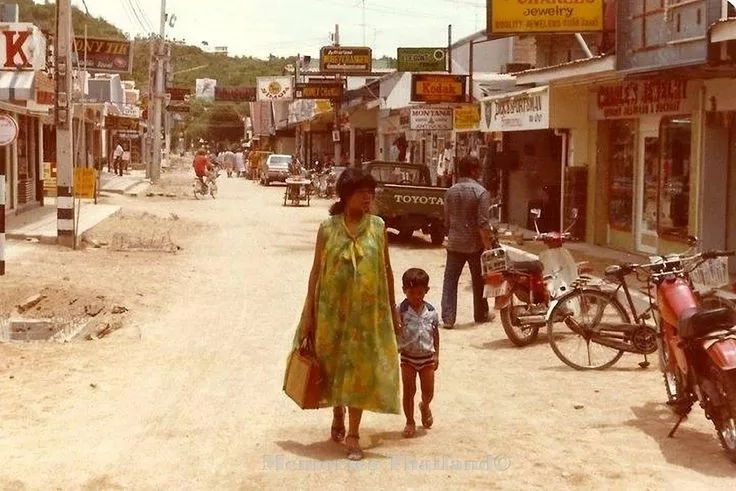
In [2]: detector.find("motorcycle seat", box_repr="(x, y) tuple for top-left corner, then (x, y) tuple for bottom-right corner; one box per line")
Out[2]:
(678, 307), (736, 339)
(510, 260), (544, 275)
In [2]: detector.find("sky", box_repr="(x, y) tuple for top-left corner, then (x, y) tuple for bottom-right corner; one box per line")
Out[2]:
(58, 0), (483, 59)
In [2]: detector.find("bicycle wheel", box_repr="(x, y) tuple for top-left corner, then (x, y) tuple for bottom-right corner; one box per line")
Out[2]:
(547, 289), (629, 370)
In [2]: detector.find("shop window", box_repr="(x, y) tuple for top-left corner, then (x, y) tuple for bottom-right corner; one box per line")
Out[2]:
(659, 116), (691, 240)
(607, 120), (636, 232)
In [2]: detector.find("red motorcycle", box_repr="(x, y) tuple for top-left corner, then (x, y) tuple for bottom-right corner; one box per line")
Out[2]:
(483, 208), (592, 346)
(600, 251), (736, 461)
(644, 251), (736, 461)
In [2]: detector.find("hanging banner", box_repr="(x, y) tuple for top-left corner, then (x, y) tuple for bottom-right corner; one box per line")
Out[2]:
(411, 74), (467, 104)
(256, 76), (294, 101)
(454, 104), (481, 131)
(409, 107), (453, 131)
(481, 86), (550, 132)
(487, 0), (604, 35)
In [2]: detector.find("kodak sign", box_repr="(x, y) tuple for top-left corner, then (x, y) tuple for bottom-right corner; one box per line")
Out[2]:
(0, 24), (47, 70)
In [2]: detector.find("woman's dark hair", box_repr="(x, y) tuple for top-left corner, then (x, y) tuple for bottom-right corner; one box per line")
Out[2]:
(402, 268), (430, 289)
(329, 167), (377, 215)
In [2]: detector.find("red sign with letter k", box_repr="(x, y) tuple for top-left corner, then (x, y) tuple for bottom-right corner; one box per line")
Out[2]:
(4, 31), (32, 68)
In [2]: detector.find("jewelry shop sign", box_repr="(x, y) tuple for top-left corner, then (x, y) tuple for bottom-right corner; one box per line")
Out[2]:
(481, 86), (549, 132)
(595, 79), (691, 119)
(319, 46), (372, 74)
(409, 107), (454, 131)
(487, 0), (604, 35)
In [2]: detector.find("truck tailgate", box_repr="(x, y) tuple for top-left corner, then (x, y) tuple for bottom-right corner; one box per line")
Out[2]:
(375, 184), (446, 219)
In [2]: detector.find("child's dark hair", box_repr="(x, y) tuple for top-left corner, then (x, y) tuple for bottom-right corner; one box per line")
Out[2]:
(329, 167), (377, 215)
(402, 268), (430, 289)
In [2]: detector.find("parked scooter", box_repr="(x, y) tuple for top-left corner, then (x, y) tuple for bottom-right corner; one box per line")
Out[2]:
(483, 207), (592, 346)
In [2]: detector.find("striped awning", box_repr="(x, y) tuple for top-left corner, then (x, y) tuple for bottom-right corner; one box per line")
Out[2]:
(0, 71), (36, 101)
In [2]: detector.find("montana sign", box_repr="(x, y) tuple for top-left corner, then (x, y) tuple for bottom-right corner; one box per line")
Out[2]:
(409, 107), (454, 131)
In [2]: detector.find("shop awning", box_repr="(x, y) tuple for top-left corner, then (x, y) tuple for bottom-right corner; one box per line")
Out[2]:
(0, 71), (35, 101)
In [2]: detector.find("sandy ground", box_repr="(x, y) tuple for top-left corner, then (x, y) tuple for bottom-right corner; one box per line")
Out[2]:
(0, 166), (735, 490)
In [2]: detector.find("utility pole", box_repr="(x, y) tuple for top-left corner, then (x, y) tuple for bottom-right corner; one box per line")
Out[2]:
(151, 0), (167, 182)
(56, 0), (75, 247)
(333, 24), (341, 167)
(164, 42), (172, 167)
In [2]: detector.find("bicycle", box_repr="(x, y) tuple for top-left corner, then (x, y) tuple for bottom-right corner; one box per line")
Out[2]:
(545, 251), (734, 370)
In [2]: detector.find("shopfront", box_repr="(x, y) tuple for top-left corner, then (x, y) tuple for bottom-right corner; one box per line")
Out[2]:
(593, 78), (700, 254)
(702, 78), (736, 273)
(481, 86), (566, 231)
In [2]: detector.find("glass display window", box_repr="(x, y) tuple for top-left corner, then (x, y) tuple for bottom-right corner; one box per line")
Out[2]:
(606, 119), (637, 232)
(658, 116), (691, 240)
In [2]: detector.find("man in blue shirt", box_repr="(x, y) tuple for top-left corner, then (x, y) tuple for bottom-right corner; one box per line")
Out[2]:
(441, 155), (495, 329)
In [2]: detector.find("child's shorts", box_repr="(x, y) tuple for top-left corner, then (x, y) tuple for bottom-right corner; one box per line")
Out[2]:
(400, 352), (435, 371)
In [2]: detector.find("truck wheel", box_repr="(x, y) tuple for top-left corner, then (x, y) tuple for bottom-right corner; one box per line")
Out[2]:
(430, 230), (445, 246)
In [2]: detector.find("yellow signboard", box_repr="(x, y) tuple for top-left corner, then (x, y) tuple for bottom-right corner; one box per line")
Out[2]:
(488, 0), (604, 34)
(74, 168), (97, 199)
(454, 104), (481, 131)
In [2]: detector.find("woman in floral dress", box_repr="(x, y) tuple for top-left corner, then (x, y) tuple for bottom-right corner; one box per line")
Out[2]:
(294, 167), (402, 461)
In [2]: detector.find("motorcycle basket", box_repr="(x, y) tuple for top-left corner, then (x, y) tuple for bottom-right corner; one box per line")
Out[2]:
(482, 248), (509, 278)
(690, 256), (729, 291)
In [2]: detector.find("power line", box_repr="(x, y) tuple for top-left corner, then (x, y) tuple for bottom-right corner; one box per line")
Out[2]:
(130, 0), (155, 33)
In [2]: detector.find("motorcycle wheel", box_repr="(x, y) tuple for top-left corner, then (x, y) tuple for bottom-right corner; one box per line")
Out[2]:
(193, 184), (202, 200)
(657, 335), (687, 413)
(209, 183), (217, 199)
(499, 288), (541, 347)
(546, 289), (628, 370)
(710, 364), (736, 463)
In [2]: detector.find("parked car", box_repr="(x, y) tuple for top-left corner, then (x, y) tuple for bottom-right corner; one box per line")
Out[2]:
(259, 154), (291, 185)
(362, 160), (446, 245)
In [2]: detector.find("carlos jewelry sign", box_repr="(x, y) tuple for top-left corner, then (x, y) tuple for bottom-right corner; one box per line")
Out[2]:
(481, 86), (549, 132)
(409, 107), (454, 131)
(256, 76), (294, 101)
(487, 0), (604, 35)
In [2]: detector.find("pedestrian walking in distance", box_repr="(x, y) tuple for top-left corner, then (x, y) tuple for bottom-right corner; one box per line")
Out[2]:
(396, 268), (439, 438)
(112, 142), (124, 176)
(441, 155), (495, 329)
(293, 167), (402, 461)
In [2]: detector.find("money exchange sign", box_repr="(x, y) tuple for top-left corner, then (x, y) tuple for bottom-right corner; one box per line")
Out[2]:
(319, 47), (372, 74)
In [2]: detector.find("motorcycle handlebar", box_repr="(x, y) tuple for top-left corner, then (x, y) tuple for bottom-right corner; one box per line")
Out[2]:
(702, 250), (735, 260)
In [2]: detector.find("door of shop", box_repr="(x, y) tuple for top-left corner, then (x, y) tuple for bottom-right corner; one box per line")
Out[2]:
(636, 130), (660, 253)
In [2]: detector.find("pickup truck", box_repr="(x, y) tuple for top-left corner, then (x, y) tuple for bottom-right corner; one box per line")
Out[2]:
(362, 160), (446, 246)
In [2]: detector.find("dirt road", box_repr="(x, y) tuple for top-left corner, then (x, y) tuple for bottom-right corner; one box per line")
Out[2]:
(1, 170), (734, 489)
